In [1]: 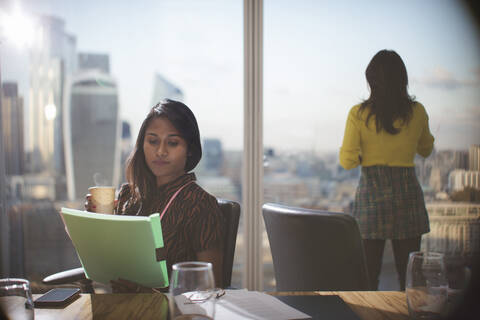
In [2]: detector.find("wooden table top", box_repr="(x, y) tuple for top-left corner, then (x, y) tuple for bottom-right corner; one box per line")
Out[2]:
(26, 291), (408, 320)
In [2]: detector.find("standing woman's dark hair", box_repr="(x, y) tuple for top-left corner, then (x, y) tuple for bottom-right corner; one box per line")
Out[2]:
(125, 99), (202, 202)
(359, 50), (416, 134)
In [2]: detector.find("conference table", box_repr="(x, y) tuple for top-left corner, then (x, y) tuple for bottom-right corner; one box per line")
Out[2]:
(26, 291), (409, 320)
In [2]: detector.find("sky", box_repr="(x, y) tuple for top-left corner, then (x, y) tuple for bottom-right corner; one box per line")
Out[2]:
(1, 0), (480, 153)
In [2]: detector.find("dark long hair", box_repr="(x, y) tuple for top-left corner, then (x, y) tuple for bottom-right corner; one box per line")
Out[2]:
(125, 99), (202, 201)
(359, 50), (415, 134)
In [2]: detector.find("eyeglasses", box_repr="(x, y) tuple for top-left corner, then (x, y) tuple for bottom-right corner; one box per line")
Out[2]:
(184, 289), (225, 304)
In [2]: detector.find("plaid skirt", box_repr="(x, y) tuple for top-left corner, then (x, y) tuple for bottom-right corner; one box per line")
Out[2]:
(352, 166), (430, 240)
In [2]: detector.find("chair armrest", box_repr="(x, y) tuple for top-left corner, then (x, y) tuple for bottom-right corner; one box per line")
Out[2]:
(42, 267), (87, 285)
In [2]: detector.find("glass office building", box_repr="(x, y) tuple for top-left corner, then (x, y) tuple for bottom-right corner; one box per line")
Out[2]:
(64, 70), (121, 200)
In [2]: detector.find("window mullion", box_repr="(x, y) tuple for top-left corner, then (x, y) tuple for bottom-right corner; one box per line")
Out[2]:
(243, 0), (263, 291)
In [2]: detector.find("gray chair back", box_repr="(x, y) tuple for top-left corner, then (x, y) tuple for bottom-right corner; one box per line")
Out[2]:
(217, 199), (241, 288)
(262, 203), (370, 291)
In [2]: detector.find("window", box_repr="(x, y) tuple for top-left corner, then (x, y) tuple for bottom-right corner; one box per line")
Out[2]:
(1, 0), (479, 292)
(0, 0), (243, 289)
(263, 0), (480, 290)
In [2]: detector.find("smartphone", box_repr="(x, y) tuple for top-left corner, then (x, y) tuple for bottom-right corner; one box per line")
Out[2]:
(34, 288), (81, 308)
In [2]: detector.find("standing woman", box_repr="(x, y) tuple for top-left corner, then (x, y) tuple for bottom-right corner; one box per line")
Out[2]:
(339, 50), (434, 290)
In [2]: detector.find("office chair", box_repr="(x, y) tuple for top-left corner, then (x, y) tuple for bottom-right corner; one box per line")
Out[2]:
(43, 199), (240, 292)
(262, 203), (370, 291)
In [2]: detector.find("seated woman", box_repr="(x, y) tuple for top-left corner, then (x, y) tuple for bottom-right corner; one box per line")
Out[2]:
(86, 99), (224, 291)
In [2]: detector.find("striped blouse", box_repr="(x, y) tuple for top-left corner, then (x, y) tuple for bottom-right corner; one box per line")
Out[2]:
(115, 173), (224, 277)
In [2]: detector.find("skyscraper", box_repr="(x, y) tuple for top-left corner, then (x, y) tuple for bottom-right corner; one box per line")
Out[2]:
(27, 15), (77, 199)
(1, 83), (24, 176)
(63, 68), (121, 200)
(424, 202), (480, 263)
(78, 53), (110, 74)
(469, 145), (480, 171)
(203, 138), (224, 172)
(449, 170), (480, 191)
(150, 73), (184, 106)
(119, 120), (133, 185)
(454, 150), (468, 170)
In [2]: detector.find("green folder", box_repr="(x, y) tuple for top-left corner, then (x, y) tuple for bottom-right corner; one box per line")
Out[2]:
(61, 207), (169, 288)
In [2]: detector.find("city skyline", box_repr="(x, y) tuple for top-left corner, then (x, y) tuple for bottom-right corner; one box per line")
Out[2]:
(1, 0), (479, 153)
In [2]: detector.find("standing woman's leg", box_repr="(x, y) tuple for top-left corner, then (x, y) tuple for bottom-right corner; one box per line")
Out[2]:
(362, 239), (386, 290)
(392, 237), (421, 291)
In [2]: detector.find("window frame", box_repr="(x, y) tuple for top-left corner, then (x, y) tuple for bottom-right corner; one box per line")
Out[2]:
(243, 0), (264, 290)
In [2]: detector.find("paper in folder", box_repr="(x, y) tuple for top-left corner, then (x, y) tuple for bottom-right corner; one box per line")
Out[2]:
(61, 207), (169, 288)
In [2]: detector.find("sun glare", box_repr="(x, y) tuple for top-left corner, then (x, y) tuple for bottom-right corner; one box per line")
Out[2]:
(44, 103), (57, 121)
(0, 6), (35, 48)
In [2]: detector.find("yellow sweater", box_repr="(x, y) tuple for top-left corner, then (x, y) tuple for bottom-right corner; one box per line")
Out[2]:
(339, 102), (434, 170)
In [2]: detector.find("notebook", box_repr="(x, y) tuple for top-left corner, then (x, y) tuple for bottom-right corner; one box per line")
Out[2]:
(60, 207), (169, 288)
(274, 295), (361, 320)
(177, 289), (312, 319)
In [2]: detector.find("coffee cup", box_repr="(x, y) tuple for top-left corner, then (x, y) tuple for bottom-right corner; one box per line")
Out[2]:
(88, 186), (116, 214)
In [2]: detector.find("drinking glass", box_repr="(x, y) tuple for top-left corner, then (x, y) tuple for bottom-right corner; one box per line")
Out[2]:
(0, 278), (35, 320)
(169, 262), (216, 320)
(406, 252), (448, 320)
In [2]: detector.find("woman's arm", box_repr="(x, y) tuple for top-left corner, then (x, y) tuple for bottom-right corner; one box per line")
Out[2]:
(417, 107), (434, 157)
(184, 191), (226, 288)
(340, 107), (362, 169)
(197, 249), (224, 288)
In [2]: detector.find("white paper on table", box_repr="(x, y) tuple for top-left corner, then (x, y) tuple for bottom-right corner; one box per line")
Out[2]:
(174, 291), (213, 317)
(214, 289), (311, 320)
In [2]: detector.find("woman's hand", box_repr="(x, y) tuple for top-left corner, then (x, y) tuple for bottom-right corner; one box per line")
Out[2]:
(84, 194), (95, 212)
(110, 278), (154, 293)
(84, 194), (118, 213)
